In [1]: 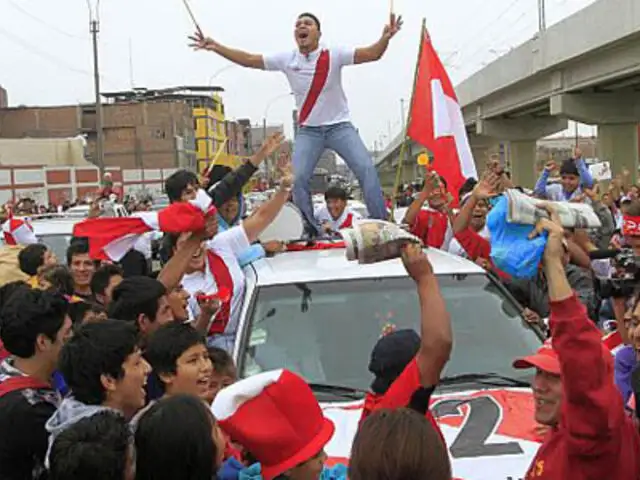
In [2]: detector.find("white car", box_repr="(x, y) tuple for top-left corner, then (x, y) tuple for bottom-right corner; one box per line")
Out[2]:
(235, 246), (544, 479)
(30, 217), (80, 262)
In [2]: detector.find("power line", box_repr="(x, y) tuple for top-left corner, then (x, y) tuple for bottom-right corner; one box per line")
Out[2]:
(453, 0), (528, 65)
(0, 25), (118, 87)
(5, 0), (86, 40)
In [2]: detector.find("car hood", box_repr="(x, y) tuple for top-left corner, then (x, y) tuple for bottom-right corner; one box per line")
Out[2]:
(320, 387), (540, 479)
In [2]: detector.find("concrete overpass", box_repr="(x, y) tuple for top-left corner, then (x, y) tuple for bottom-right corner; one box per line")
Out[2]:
(376, 0), (640, 189)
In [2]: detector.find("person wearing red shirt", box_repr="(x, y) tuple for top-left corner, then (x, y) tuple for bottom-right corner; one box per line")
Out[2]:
(360, 244), (452, 444)
(512, 204), (640, 479)
(314, 186), (362, 235)
(402, 173), (453, 250)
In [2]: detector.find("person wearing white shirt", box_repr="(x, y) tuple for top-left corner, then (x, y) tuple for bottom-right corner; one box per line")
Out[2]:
(164, 177), (294, 353)
(314, 185), (362, 235)
(189, 12), (403, 234)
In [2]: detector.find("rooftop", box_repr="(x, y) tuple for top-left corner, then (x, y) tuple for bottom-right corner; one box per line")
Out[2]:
(249, 247), (484, 286)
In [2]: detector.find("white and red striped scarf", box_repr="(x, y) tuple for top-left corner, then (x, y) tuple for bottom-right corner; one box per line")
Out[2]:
(2, 215), (38, 246)
(73, 190), (215, 261)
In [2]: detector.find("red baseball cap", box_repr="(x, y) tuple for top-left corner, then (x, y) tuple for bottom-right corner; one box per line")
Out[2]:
(513, 340), (560, 375)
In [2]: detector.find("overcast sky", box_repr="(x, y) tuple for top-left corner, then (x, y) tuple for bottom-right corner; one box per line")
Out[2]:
(1, 0), (595, 148)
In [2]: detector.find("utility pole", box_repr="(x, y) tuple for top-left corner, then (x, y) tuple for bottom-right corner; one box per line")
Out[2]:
(537, 0), (546, 33)
(262, 117), (269, 184)
(90, 18), (105, 175)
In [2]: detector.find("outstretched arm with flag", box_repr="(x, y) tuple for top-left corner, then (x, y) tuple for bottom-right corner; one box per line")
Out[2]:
(73, 189), (216, 261)
(406, 21), (477, 204)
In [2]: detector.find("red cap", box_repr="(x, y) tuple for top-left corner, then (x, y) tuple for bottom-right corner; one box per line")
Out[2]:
(513, 340), (560, 375)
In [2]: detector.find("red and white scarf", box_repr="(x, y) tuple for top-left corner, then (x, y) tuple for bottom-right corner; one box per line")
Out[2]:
(2, 215), (37, 246)
(73, 190), (216, 261)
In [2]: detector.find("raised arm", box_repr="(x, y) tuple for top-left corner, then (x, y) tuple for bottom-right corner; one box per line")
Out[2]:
(189, 31), (265, 69)
(207, 133), (285, 206)
(354, 14), (403, 64)
(402, 244), (452, 387)
(535, 205), (625, 454)
(241, 174), (293, 244)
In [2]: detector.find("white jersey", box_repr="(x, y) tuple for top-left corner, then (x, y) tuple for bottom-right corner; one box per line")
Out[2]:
(264, 45), (355, 126)
(314, 205), (361, 232)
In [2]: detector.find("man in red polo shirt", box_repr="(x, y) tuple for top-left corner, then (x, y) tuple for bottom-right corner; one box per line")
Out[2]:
(360, 244), (452, 443)
(513, 204), (640, 479)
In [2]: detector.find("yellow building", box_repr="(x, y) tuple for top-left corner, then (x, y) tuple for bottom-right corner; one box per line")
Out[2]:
(192, 91), (240, 173)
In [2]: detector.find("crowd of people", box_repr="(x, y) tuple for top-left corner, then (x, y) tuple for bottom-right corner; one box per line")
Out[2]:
(1, 126), (640, 479)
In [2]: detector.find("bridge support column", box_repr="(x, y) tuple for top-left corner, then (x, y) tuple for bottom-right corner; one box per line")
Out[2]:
(597, 124), (639, 182)
(509, 140), (538, 189)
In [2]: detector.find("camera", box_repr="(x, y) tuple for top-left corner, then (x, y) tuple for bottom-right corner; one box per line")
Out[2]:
(594, 248), (640, 299)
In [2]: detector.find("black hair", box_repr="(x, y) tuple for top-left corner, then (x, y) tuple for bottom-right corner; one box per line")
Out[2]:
(458, 178), (478, 200)
(208, 346), (235, 375)
(67, 301), (106, 326)
(66, 239), (90, 266)
(108, 276), (166, 329)
(49, 410), (131, 480)
(0, 281), (29, 311)
(160, 233), (180, 263)
(144, 323), (207, 392)
(165, 169), (199, 203)
(59, 320), (139, 405)
(0, 289), (68, 358)
(40, 265), (75, 296)
(119, 249), (151, 278)
(325, 186), (348, 202)
(91, 264), (124, 297)
(297, 12), (321, 31)
(18, 243), (48, 276)
(135, 395), (219, 480)
(206, 165), (232, 193)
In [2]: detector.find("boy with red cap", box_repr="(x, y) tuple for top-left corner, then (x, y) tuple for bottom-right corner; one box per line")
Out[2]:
(360, 244), (452, 444)
(211, 369), (347, 480)
(512, 203), (640, 479)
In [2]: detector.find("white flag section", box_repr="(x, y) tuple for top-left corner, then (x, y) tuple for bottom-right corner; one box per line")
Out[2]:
(431, 79), (477, 180)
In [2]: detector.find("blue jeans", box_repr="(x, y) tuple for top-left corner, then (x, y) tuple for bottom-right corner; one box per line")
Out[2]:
(292, 122), (386, 232)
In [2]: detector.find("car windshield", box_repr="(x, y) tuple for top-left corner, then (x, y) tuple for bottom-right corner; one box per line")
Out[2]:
(239, 274), (541, 395)
(38, 234), (72, 262)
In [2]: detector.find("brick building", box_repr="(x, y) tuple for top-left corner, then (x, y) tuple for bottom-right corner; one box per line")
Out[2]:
(0, 101), (196, 170)
(225, 118), (252, 157)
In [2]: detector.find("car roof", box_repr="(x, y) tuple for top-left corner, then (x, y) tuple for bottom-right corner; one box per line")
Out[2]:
(30, 217), (79, 235)
(249, 247), (485, 286)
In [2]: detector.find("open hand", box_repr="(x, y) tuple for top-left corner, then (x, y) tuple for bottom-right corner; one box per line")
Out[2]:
(257, 132), (285, 160)
(383, 13), (403, 39)
(188, 31), (215, 51)
(473, 171), (501, 200)
(262, 240), (285, 255)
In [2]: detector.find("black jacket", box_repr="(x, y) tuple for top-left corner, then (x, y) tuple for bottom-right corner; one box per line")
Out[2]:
(503, 264), (598, 321)
(0, 360), (60, 480)
(207, 162), (258, 208)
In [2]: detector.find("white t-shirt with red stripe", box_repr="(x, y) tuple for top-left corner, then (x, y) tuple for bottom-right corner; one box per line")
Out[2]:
(314, 205), (362, 232)
(182, 226), (250, 348)
(264, 45), (355, 127)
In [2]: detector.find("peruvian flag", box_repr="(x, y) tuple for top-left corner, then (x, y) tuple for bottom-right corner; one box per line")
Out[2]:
(73, 189), (215, 261)
(2, 215), (38, 246)
(406, 24), (477, 203)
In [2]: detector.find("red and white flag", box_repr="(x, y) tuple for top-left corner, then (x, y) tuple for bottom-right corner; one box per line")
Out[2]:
(73, 189), (216, 261)
(407, 24), (477, 203)
(2, 215), (38, 246)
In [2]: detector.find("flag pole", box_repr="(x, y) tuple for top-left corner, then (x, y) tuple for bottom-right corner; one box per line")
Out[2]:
(390, 18), (427, 222)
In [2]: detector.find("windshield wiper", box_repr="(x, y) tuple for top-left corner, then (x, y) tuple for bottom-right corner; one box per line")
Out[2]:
(308, 383), (367, 400)
(439, 372), (530, 388)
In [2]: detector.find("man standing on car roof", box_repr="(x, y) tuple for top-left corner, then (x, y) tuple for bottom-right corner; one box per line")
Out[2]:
(512, 203), (640, 479)
(189, 12), (402, 235)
